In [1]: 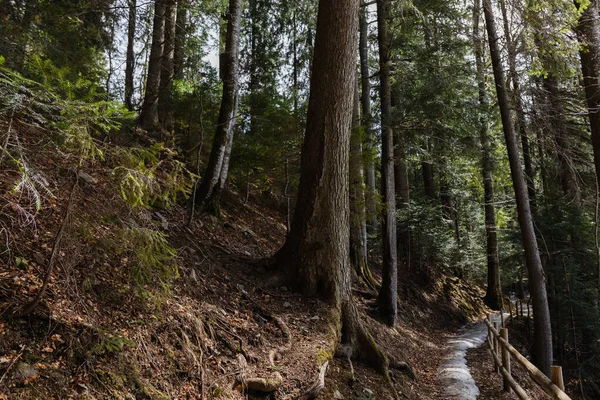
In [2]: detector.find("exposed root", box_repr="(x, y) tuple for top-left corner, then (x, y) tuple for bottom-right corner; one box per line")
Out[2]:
(297, 361), (328, 400)
(235, 306), (292, 394)
(390, 360), (417, 381)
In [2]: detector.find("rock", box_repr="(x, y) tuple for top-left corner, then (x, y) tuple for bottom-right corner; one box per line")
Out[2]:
(363, 388), (373, 398)
(15, 362), (38, 382)
(310, 315), (320, 321)
(333, 389), (344, 399)
(283, 302), (291, 308)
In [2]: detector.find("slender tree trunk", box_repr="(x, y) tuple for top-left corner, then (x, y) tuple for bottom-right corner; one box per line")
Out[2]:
(159, 0), (176, 135)
(422, 162), (436, 199)
(575, 0), (600, 190)
(483, 0), (553, 376)
(376, 0), (398, 327)
(274, 0), (389, 376)
(193, 0), (241, 216)
(543, 74), (581, 205)
(125, 0), (136, 111)
(350, 81), (374, 289)
(140, 0), (166, 134)
(173, 0), (188, 80)
(359, 5), (378, 229)
(474, 0), (502, 310)
(391, 88), (410, 207)
(499, 0), (536, 211)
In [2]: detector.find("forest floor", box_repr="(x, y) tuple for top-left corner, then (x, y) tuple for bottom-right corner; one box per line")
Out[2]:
(0, 126), (529, 399)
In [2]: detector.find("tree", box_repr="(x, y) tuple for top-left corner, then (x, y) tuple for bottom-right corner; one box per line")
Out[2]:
(473, 0), (502, 310)
(173, 0), (188, 80)
(375, 0), (398, 327)
(483, 0), (553, 376)
(140, 0), (166, 134)
(359, 3), (378, 228)
(158, 0), (177, 134)
(193, 0), (241, 215)
(273, 0), (389, 377)
(575, 0), (600, 192)
(124, 0), (136, 111)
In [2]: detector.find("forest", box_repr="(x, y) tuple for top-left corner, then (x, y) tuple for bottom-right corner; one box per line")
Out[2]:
(0, 0), (599, 398)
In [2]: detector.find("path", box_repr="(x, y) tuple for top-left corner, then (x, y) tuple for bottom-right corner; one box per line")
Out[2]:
(437, 311), (508, 399)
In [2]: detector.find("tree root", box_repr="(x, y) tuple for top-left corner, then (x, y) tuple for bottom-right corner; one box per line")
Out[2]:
(297, 361), (328, 400)
(235, 310), (292, 394)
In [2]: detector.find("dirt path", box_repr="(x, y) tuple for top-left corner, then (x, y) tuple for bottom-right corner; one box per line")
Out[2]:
(436, 312), (507, 399)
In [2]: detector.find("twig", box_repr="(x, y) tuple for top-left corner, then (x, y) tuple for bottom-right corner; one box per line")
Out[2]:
(0, 344), (25, 384)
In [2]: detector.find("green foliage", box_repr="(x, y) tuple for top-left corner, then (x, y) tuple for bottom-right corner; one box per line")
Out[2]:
(92, 330), (136, 356)
(110, 144), (196, 210)
(119, 227), (179, 299)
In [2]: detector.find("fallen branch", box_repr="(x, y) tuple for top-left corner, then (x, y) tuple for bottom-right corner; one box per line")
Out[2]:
(17, 169), (79, 317)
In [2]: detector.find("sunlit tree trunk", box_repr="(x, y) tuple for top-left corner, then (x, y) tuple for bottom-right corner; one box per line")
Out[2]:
(125, 0), (136, 111)
(140, 0), (166, 134)
(483, 0), (553, 376)
(376, 0), (398, 327)
(193, 0), (241, 215)
(359, 4), (378, 229)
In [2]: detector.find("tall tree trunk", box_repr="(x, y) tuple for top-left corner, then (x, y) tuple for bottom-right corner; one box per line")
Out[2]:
(543, 74), (581, 205)
(376, 0), (398, 327)
(159, 0), (176, 135)
(575, 0), (600, 191)
(350, 81), (374, 288)
(193, 0), (241, 216)
(474, 0), (502, 311)
(499, 0), (536, 211)
(359, 4), (378, 229)
(173, 0), (188, 80)
(391, 88), (410, 207)
(125, 0), (136, 111)
(274, 0), (389, 376)
(140, 0), (166, 134)
(483, 0), (553, 376)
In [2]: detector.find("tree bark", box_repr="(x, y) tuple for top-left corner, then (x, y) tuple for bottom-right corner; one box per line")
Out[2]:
(499, 0), (536, 211)
(575, 0), (600, 191)
(376, 0), (398, 327)
(125, 0), (136, 111)
(274, 0), (389, 375)
(391, 87), (410, 207)
(159, 0), (176, 134)
(483, 0), (553, 376)
(474, 0), (502, 311)
(359, 4), (378, 228)
(173, 0), (188, 80)
(140, 0), (166, 134)
(193, 0), (241, 215)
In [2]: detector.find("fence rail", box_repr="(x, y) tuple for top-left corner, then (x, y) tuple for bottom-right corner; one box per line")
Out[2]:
(484, 309), (571, 400)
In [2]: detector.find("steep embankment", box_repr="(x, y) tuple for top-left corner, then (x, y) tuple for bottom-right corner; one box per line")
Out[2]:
(0, 125), (489, 399)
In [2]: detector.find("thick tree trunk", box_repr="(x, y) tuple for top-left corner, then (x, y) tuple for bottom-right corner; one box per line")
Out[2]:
(483, 0), (553, 376)
(499, 0), (536, 211)
(376, 0), (398, 327)
(173, 0), (188, 80)
(193, 0), (241, 215)
(575, 0), (600, 190)
(359, 5), (378, 229)
(422, 162), (436, 200)
(474, 0), (502, 311)
(140, 0), (166, 134)
(274, 0), (389, 375)
(125, 0), (136, 111)
(159, 0), (176, 134)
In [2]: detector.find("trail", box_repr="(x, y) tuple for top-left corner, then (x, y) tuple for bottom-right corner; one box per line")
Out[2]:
(437, 311), (508, 399)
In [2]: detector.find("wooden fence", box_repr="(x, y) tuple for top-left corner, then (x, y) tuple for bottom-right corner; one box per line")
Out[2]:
(484, 304), (571, 400)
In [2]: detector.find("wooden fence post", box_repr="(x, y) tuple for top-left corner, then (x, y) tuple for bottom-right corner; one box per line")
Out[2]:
(501, 327), (511, 392)
(493, 322), (499, 373)
(508, 301), (513, 321)
(551, 366), (565, 391)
